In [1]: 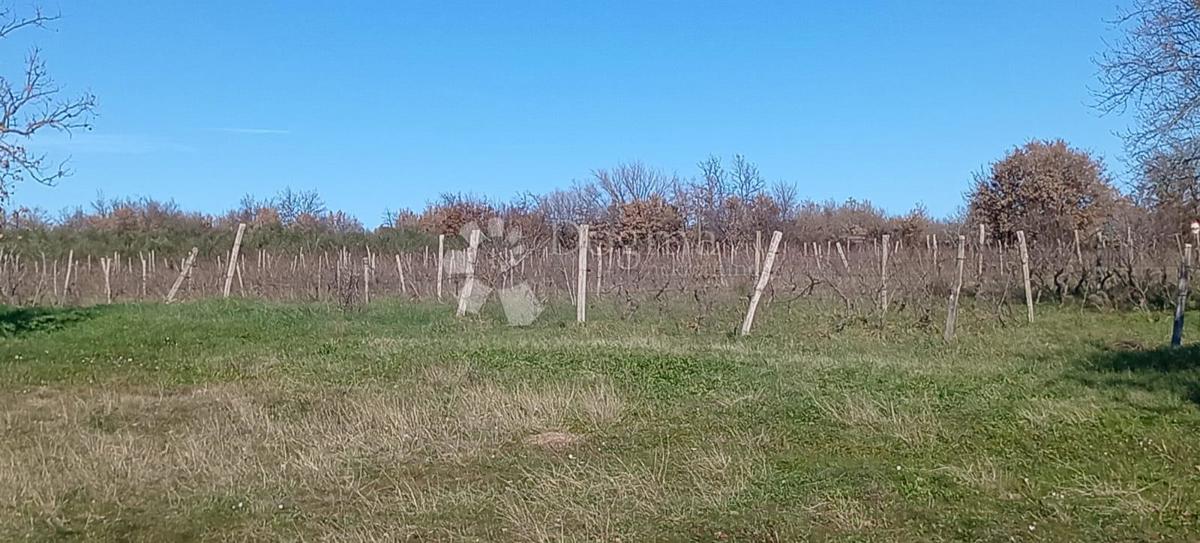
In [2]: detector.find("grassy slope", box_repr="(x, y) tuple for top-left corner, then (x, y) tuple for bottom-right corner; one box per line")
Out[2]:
(1, 300), (1198, 542)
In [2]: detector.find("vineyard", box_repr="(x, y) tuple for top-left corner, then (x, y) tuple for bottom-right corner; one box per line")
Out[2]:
(6, 0), (1200, 539)
(3, 223), (1195, 340)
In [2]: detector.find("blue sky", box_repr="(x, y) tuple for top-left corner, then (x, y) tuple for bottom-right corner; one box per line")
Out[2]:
(12, 1), (1130, 226)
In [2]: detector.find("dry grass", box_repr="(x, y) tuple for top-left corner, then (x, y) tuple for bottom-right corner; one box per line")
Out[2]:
(523, 431), (583, 450)
(807, 494), (888, 533)
(0, 369), (628, 540)
(1059, 477), (1168, 517)
(493, 438), (767, 542)
(1017, 397), (1100, 427)
(933, 458), (1004, 491)
(814, 393), (942, 446)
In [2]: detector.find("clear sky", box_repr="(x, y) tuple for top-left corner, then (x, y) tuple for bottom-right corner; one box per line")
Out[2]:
(11, 1), (1131, 226)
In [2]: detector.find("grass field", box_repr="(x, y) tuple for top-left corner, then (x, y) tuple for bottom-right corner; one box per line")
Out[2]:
(1, 300), (1198, 541)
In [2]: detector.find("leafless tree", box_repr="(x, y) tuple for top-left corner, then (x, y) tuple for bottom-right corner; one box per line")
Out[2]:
(592, 161), (672, 206)
(692, 155), (729, 233)
(537, 180), (605, 224)
(0, 5), (96, 208)
(1136, 140), (1200, 229)
(771, 180), (799, 221)
(1096, 0), (1200, 164)
(274, 187), (327, 225)
(730, 154), (765, 201)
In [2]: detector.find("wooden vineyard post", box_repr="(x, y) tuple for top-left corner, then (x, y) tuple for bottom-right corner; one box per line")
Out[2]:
(455, 229), (481, 317)
(1171, 243), (1192, 348)
(944, 235), (966, 342)
(223, 223), (246, 298)
(880, 234), (890, 315)
(362, 257), (370, 305)
(576, 224), (590, 324)
(165, 247), (199, 304)
(140, 254), (147, 297)
(740, 230), (783, 336)
(437, 234), (445, 302)
(1017, 230), (1034, 323)
(101, 257), (112, 304)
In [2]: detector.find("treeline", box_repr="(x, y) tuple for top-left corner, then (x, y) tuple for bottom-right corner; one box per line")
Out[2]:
(0, 154), (947, 257)
(1, 142), (1198, 258)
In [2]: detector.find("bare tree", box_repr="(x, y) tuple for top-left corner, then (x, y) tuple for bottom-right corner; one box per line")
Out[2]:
(730, 154), (765, 201)
(1136, 140), (1200, 230)
(592, 161), (672, 206)
(1096, 0), (1200, 163)
(692, 155), (729, 233)
(0, 6), (97, 208)
(537, 180), (605, 225)
(274, 187), (327, 225)
(771, 180), (799, 221)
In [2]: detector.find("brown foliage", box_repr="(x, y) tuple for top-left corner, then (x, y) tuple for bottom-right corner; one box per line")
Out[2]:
(615, 196), (683, 246)
(419, 194), (494, 236)
(792, 198), (890, 241)
(968, 140), (1117, 240)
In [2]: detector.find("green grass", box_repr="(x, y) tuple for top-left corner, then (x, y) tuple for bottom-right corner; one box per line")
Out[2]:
(1, 299), (1198, 541)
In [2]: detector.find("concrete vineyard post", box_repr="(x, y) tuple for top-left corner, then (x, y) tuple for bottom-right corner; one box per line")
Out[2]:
(362, 257), (370, 304)
(740, 230), (783, 336)
(1171, 244), (1192, 348)
(1073, 229), (1083, 267)
(436, 234), (445, 302)
(977, 224), (986, 278)
(755, 230), (763, 277)
(396, 254), (407, 295)
(1017, 230), (1034, 323)
(1126, 226), (1136, 266)
(944, 235), (966, 341)
(931, 233), (938, 276)
(101, 257), (112, 304)
(595, 244), (603, 292)
(455, 228), (481, 317)
(223, 223), (246, 299)
(880, 234), (890, 315)
(166, 247), (199, 304)
(62, 249), (74, 301)
(836, 241), (850, 273)
(576, 224), (590, 324)
(1193, 222), (1200, 264)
